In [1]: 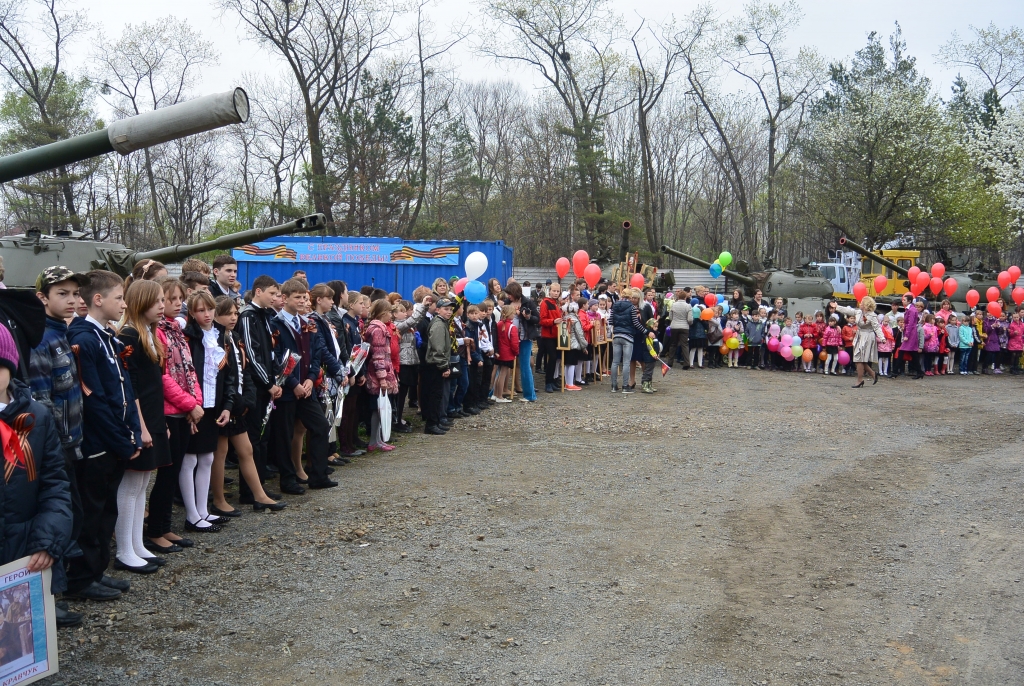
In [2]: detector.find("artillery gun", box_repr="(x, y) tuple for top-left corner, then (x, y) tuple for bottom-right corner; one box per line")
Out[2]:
(838, 237), (1011, 309)
(660, 244), (833, 314)
(0, 88), (326, 288)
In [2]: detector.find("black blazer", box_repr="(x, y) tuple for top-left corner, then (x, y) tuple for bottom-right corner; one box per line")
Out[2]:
(182, 320), (237, 415)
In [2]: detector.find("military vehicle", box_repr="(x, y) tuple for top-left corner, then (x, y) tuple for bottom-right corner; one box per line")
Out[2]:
(838, 237), (1012, 308)
(659, 244), (833, 315)
(0, 87), (328, 288)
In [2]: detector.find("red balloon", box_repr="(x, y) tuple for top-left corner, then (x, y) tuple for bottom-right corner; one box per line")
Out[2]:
(931, 262), (945, 279)
(986, 286), (1000, 302)
(1009, 265), (1022, 283)
(453, 277), (468, 294)
(910, 283), (924, 297)
(583, 263), (602, 289)
(987, 301), (1002, 317)
(916, 272), (930, 290)
(929, 276), (943, 296)
(555, 257), (570, 280)
(907, 266), (921, 283)
(704, 293), (717, 307)
(572, 250), (590, 278)
(965, 289), (980, 308)
(943, 277), (958, 297)
(873, 274), (888, 294)
(630, 273), (646, 289)
(998, 271), (1012, 289)
(853, 282), (867, 302)
(1013, 287), (1024, 306)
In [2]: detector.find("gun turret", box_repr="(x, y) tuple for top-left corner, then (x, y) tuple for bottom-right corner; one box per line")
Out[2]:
(659, 245), (756, 286)
(838, 237), (910, 278)
(0, 88), (249, 183)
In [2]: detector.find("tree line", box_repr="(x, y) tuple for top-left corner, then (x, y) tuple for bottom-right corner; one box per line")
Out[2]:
(0, 0), (1022, 270)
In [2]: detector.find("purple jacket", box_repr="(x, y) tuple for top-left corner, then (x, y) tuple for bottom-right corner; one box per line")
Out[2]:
(983, 318), (1003, 352)
(900, 305), (919, 351)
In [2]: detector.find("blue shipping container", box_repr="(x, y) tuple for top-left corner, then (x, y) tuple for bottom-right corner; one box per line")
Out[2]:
(232, 237), (514, 296)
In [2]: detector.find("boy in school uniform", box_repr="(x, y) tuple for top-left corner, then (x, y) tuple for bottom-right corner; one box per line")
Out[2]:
(270, 279), (344, 493)
(65, 271), (141, 601)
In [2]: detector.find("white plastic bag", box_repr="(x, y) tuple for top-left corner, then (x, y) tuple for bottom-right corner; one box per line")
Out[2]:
(378, 390), (392, 443)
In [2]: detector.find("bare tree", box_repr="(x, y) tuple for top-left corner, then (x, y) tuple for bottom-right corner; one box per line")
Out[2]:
(939, 23), (1024, 104)
(94, 17), (218, 242)
(0, 0), (88, 231)
(481, 0), (627, 255)
(219, 0), (395, 230)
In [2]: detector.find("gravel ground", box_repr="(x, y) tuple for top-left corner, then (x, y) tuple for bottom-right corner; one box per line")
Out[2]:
(45, 368), (1024, 686)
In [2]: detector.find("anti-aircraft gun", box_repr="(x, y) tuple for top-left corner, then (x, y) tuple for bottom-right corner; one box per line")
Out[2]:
(0, 87), (325, 288)
(659, 244), (833, 314)
(837, 237), (1010, 308)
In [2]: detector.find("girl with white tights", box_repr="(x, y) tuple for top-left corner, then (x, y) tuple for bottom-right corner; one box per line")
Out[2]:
(115, 280), (172, 572)
(180, 292), (236, 533)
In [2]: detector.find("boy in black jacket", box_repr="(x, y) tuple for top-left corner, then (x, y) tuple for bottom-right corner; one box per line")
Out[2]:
(270, 279), (343, 493)
(65, 271), (141, 602)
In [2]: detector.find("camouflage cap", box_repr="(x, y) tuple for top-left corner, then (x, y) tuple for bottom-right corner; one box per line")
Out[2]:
(36, 266), (87, 293)
(435, 297), (455, 309)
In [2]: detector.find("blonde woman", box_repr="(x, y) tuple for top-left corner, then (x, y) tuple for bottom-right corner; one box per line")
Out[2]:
(836, 296), (885, 387)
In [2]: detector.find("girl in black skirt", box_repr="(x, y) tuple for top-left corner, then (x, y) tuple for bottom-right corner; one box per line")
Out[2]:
(180, 292), (236, 532)
(116, 280), (172, 572)
(209, 297), (285, 515)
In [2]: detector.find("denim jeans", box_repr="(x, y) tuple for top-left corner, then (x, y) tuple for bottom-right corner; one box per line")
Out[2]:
(611, 337), (633, 389)
(518, 340), (536, 401)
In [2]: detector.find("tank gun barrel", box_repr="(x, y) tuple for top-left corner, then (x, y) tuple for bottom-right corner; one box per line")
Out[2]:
(0, 88), (249, 184)
(659, 245), (756, 286)
(134, 214), (326, 267)
(838, 237), (909, 278)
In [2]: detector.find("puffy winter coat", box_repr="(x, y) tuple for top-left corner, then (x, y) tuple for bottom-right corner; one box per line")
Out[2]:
(495, 321), (520, 362)
(364, 319), (397, 395)
(0, 380), (73, 593)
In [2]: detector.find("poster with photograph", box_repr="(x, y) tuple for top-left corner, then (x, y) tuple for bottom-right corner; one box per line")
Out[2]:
(0, 559), (57, 685)
(556, 321), (571, 350)
(592, 319), (608, 345)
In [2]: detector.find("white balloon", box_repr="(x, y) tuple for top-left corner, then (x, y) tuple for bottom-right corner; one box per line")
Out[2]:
(465, 251), (488, 280)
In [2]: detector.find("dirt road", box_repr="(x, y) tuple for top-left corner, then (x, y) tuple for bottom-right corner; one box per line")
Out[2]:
(48, 369), (1024, 685)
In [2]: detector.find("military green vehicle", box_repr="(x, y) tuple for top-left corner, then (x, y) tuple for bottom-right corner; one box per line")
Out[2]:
(660, 244), (833, 314)
(0, 87), (325, 288)
(838, 237), (1012, 310)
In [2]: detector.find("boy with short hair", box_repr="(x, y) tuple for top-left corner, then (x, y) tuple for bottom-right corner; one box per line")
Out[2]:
(209, 255), (240, 301)
(65, 271), (141, 602)
(745, 310), (764, 369)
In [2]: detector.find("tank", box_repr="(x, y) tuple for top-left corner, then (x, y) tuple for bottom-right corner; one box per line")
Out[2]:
(660, 245), (834, 299)
(837, 237), (1009, 307)
(0, 214), (327, 288)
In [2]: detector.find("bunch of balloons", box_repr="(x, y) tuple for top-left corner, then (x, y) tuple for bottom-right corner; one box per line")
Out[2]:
(708, 251), (732, 279)
(553, 251), (605, 288)
(454, 251), (489, 303)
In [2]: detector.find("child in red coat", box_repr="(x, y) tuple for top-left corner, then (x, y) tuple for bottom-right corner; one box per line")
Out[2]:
(492, 305), (520, 402)
(798, 318), (817, 372)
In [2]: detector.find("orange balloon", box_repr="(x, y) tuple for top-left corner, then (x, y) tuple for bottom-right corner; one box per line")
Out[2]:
(719, 345), (729, 355)
(802, 349), (814, 362)
(700, 308), (714, 320)
(818, 351), (827, 361)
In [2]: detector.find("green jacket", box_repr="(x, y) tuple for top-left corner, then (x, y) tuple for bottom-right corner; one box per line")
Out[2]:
(426, 315), (452, 369)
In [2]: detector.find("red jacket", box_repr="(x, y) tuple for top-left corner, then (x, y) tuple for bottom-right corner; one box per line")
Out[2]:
(539, 297), (560, 338)
(495, 321), (520, 361)
(798, 322), (817, 349)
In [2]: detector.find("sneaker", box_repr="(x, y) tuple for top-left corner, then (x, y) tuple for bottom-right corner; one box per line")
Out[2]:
(493, 397), (511, 403)
(611, 386), (619, 393)
(994, 368), (1003, 374)
(621, 385), (635, 394)
(519, 397), (531, 402)
(641, 382), (654, 394)
(565, 385), (582, 391)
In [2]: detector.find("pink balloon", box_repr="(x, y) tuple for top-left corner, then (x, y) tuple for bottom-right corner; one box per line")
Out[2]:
(781, 334), (793, 347)
(837, 350), (850, 366)
(781, 347), (794, 360)
(453, 277), (468, 294)
(769, 324), (780, 337)
(767, 338), (780, 352)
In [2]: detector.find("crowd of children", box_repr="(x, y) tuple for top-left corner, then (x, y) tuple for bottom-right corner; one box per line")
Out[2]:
(7, 261), (1023, 640)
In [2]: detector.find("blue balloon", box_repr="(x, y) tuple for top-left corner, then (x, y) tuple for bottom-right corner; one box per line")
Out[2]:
(691, 297), (700, 306)
(716, 293), (725, 303)
(721, 303), (730, 315)
(709, 263), (723, 278)
(463, 279), (487, 303)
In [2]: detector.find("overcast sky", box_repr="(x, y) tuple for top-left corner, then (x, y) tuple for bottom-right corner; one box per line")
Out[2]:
(79, 0), (1022, 101)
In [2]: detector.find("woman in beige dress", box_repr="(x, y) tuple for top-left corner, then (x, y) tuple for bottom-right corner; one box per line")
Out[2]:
(836, 296), (885, 387)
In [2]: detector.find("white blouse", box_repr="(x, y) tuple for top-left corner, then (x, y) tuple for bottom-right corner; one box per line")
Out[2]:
(201, 327), (225, 409)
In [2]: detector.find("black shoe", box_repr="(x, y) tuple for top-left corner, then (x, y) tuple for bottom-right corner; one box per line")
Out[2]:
(326, 466), (335, 475)
(339, 450), (364, 458)
(56, 603), (84, 628)
(144, 540), (183, 554)
(168, 537), (194, 548)
(254, 500), (288, 512)
(872, 374), (879, 385)
(205, 515), (230, 525)
(210, 505), (242, 518)
(280, 484), (306, 495)
(113, 559), (160, 574)
(395, 422), (414, 433)
(263, 491), (281, 501)
(223, 476), (235, 485)
(425, 425), (447, 435)
(852, 381), (865, 388)
(545, 384), (556, 393)
(308, 479), (338, 489)
(354, 438), (369, 449)
(184, 519), (223, 533)
(142, 555), (167, 567)
(463, 407), (480, 415)
(296, 477), (309, 485)
(99, 575), (131, 592)
(328, 456), (350, 465)
(440, 418), (454, 427)
(408, 401), (419, 409)
(266, 464), (279, 474)
(65, 582), (122, 601)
